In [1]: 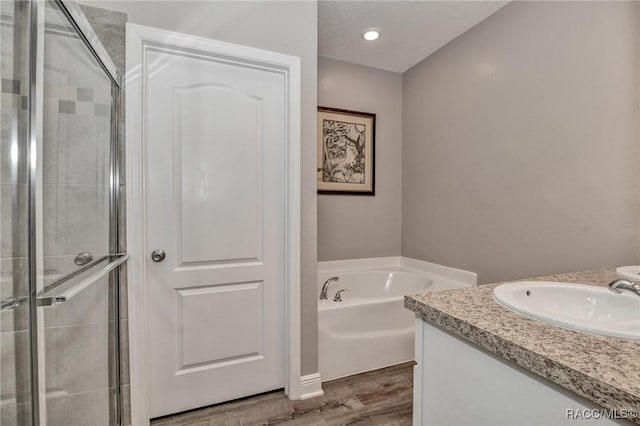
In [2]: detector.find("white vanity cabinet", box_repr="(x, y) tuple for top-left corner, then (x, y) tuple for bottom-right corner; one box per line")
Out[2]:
(412, 319), (627, 426)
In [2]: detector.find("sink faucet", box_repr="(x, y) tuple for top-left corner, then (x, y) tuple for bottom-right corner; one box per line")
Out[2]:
(320, 276), (339, 300)
(608, 279), (640, 297)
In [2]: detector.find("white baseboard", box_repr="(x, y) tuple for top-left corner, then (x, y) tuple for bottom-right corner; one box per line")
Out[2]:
(299, 373), (324, 400)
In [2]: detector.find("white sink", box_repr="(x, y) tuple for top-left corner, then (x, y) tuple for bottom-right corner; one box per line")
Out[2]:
(492, 281), (640, 341)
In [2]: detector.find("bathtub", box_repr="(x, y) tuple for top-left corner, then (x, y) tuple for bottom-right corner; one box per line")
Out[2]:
(318, 257), (476, 382)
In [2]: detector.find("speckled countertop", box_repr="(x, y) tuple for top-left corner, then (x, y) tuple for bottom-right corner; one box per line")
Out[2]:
(405, 268), (640, 421)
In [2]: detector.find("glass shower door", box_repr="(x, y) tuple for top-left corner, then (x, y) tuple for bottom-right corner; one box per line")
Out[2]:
(34, 1), (122, 425)
(1, 1), (123, 424)
(0, 1), (34, 424)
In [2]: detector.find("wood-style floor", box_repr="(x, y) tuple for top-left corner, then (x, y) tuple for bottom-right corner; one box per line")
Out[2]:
(150, 362), (414, 426)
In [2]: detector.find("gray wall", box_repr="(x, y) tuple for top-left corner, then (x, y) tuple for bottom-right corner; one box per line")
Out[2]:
(86, 1), (320, 375)
(318, 57), (403, 261)
(402, 1), (640, 284)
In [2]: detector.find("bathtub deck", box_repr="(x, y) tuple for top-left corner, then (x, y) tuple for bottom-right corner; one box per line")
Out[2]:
(150, 362), (414, 425)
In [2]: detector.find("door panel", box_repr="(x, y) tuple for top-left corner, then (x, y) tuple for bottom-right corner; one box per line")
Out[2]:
(144, 42), (285, 417)
(178, 281), (263, 368)
(175, 84), (262, 265)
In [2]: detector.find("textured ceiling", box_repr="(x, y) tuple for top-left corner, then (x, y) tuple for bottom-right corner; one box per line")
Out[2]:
(319, 1), (509, 73)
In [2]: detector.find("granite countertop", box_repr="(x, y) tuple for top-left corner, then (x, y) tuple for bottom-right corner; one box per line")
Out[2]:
(405, 268), (640, 422)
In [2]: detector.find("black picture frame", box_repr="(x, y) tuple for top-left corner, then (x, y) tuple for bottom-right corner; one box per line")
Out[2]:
(317, 106), (376, 196)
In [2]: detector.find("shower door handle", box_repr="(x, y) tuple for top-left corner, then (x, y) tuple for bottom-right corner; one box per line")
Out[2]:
(0, 296), (28, 311)
(37, 254), (129, 307)
(151, 249), (166, 263)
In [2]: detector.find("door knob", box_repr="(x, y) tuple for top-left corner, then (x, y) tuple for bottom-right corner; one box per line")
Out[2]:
(151, 249), (166, 262)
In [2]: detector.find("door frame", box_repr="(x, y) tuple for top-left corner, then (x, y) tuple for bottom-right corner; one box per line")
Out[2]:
(125, 23), (302, 425)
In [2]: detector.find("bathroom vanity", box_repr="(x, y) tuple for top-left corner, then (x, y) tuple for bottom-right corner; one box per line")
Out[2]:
(405, 269), (640, 426)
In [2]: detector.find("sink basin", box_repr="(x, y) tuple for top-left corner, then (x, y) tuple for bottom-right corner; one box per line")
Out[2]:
(492, 281), (640, 341)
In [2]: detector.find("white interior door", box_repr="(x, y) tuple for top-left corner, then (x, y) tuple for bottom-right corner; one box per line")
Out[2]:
(141, 30), (286, 418)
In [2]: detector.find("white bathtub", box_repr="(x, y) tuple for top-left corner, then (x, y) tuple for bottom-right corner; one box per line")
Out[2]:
(318, 257), (476, 382)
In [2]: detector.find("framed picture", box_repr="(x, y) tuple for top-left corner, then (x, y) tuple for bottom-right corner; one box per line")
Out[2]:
(317, 107), (376, 195)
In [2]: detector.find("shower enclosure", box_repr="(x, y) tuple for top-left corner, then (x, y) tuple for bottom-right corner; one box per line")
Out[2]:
(1, 0), (126, 425)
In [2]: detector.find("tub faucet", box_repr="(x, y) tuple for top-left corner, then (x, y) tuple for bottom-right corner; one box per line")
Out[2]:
(320, 276), (339, 300)
(333, 289), (349, 302)
(608, 279), (640, 297)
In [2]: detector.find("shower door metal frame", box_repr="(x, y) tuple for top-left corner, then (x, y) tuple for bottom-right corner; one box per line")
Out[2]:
(26, 1), (125, 425)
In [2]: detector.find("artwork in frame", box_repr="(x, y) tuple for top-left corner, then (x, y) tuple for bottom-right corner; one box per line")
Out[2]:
(317, 107), (376, 195)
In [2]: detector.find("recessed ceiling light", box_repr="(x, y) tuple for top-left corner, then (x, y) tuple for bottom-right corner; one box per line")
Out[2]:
(362, 29), (380, 41)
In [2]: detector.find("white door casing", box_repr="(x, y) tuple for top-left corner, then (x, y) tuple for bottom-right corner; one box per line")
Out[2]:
(126, 23), (302, 423)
